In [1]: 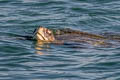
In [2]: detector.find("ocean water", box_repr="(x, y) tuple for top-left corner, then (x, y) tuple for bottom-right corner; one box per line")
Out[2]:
(0, 0), (120, 80)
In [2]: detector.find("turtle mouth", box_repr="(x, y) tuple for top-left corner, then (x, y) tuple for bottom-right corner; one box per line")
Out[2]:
(36, 27), (49, 41)
(32, 26), (46, 41)
(33, 27), (39, 39)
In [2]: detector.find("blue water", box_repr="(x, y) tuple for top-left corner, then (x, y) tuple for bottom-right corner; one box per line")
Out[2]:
(0, 0), (120, 80)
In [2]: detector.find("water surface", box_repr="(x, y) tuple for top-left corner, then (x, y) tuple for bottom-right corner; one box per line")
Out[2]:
(0, 0), (120, 80)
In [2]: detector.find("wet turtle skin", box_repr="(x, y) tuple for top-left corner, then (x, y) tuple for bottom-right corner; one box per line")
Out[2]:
(52, 28), (112, 47)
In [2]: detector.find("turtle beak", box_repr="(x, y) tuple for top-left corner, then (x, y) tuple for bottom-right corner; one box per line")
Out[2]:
(32, 28), (38, 39)
(32, 26), (42, 39)
(34, 27), (47, 41)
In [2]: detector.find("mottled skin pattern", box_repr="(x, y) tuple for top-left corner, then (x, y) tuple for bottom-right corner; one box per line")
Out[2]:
(34, 26), (120, 47)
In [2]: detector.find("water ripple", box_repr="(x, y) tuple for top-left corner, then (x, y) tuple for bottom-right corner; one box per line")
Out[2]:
(0, 0), (120, 80)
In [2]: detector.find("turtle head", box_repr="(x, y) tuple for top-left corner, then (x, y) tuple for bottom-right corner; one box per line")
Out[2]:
(33, 26), (55, 42)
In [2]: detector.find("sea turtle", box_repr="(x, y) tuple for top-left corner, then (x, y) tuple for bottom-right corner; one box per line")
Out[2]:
(32, 26), (120, 47)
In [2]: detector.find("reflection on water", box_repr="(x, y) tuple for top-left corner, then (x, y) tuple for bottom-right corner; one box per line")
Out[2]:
(35, 41), (50, 55)
(35, 43), (44, 55)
